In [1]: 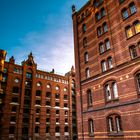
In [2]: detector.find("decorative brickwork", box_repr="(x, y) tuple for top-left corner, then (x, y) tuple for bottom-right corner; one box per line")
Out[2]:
(72, 0), (140, 139)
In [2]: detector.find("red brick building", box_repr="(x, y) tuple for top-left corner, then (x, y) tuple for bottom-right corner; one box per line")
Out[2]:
(0, 52), (77, 140)
(72, 0), (140, 139)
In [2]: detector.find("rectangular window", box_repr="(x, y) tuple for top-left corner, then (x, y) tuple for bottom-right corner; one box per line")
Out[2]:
(13, 87), (19, 93)
(36, 90), (41, 96)
(36, 100), (41, 105)
(55, 102), (60, 107)
(12, 97), (18, 103)
(46, 101), (50, 106)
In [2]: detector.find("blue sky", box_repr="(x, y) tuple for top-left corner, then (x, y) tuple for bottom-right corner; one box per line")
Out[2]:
(0, 0), (87, 74)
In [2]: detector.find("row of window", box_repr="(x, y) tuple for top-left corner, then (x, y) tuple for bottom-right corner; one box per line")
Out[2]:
(36, 91), (68, 99)
(84, 39), (110, 64)
(35, 117), (68, 123)
(85, 41), (140, 78)
(121, 2), (137, 20)
(87, 81), (118, 107)
(36, 100), (68, 108)
(78, 0), (104, 23)
(95, 7), (106, 22)
(82, 7), (106, 33)
(87, 72), (140, 106)
(88, 114), (122, 136)
(9, 126), (69, 134)
(12, 86), (68, 95)
(36, 74), (68, 84)
(13, 68), (68, 84)
(85, 56), (113, 78)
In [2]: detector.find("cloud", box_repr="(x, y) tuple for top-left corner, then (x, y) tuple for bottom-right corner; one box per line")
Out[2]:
(13, 24), (74, 75)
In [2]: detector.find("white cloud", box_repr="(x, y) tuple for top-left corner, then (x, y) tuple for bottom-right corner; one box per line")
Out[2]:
(13, 26), (74, 75)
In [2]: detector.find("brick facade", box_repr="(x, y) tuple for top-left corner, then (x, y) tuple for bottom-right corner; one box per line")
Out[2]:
(0, 52), (77, 140)
(72, 0), (140, 139)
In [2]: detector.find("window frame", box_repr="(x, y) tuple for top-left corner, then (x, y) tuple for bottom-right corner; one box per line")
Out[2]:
(129, 45), (138, 59)
(88, 119), (94, 136)
(85, 68), (90, 78)
(107, 114), (123, 136)
(104, 81), (119, 103)
(125, 25), (133, 38)
(84, 52), (89, 63)
(87, 89), (93, 107)
(129, 2), (137, 15)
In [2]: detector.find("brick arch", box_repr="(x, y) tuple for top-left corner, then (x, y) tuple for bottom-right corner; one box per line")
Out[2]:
(128, 43), (136, 48)
(26, 68), (33, 73)
(131, 66), (140, 75)
(36, 81), (43, 90)
(101, 76), (117, 86)
(105, 110), (121, 117)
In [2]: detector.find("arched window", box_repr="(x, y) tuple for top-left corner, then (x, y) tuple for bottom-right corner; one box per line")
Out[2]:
(85, 68), (90, 78)
(97, 26), (102, 36)
(105, 84), (111, 101)
(129, 2), (137, 14)
(99, 43), (104, 54)
(95, 12), (101, 21)
(101, 8), (106, 17)
(104, 81), (119, 103)
(112, 82), (119, 98)
(84, 52), (88, 63)
(136, 72), (140, 93)
(129, 45), (137, 59)
(82, 24), (87, 33)
(46, 84), (51, 89)
(105, 39), (110, 50)
(107, 57), (113, 69)
(83, 37), (87, 48)
(121, 8), (128, 19)
(134, 21), (140, 34)
(101, 60), (107, 72)
(55, 85), (60, 91)
(107, 114), (122, 134)
(125, 25), (133, 38)
(88, 119), (94, 134)
(87, 89), (93, 107)
(103, 22), (108, 33)
(36, 82), (41, 87)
